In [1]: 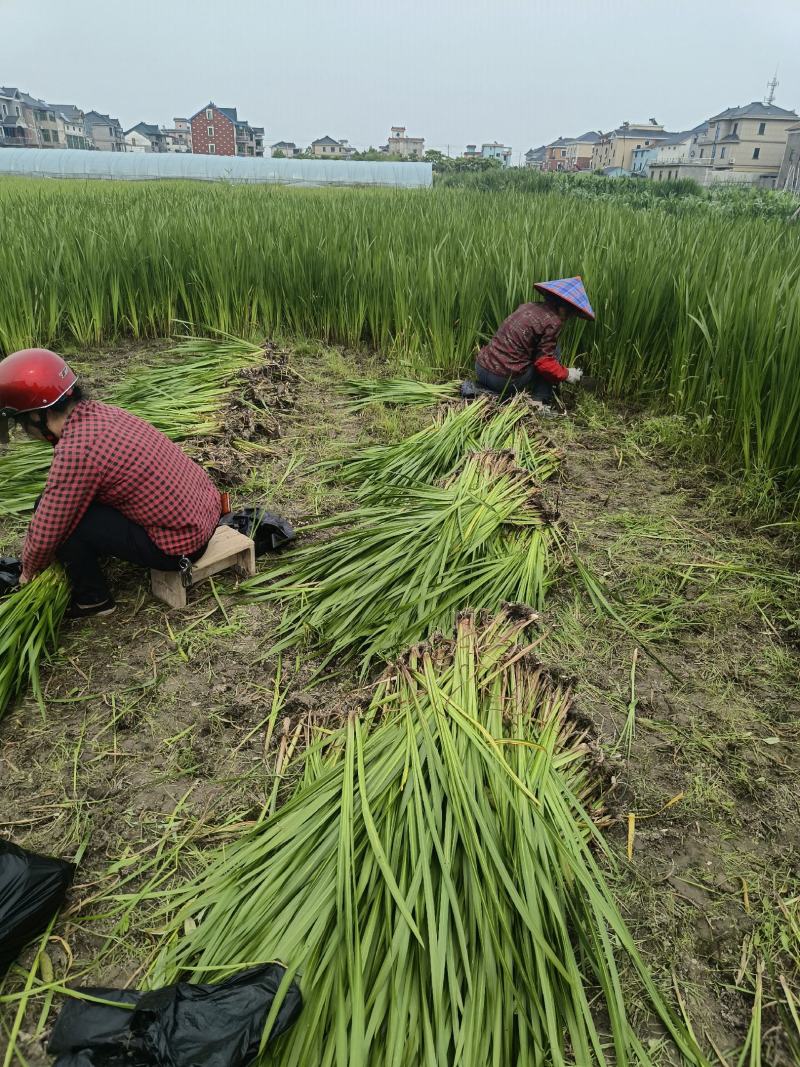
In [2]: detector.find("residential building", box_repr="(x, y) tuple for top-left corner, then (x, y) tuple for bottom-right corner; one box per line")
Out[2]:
(524, 145), (546, 169)
(161, 118), (192, 153)
(0, 88), (36, 147)
(52, 105), (91, 150)
(191, 103), (264, 157)
(591, 120), (674, 174)
(545, 133), (602, 173)
(777, 124), (800, 194)
(632, 126), (703, 177)
(124, 129), (152, 153)
(649, 103), (798, 186)
(310, 135), (353, 158)
(463, 144), (482, 159)
(124, 122), (169, 153)
(544, 136), (572, 171)
(271, 141), (301, 157)
(62, 116), (90, 150)
(481, 142), (512, 167)
(83, 110), (125, 151)
(695, 101), (796, 184)
(386, 125), (425, 159)
(564, 131), (601, 171)
(0, 88), (65, 148)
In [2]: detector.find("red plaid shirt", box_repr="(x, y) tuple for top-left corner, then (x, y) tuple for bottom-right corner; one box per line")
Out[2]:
(477, 302), (568, 381)
(23, 401), (220, 575)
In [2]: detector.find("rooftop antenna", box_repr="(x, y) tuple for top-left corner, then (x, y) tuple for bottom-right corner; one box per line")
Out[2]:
(765, 70), (779, 105)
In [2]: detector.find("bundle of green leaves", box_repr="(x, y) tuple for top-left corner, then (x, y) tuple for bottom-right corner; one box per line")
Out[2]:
(0, 335), (265, 516)
(0, 567), (69, 718)
(340, 377), (459, 410)
(244, 450), (562, 673)
(150, 610), (708, 1066)
(328, 394), (562, 498)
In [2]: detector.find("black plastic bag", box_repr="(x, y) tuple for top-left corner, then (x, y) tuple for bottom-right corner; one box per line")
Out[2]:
(48, 963), (302, 1067)
(0, 841), (74, 975)
(0, 556), (22, 596)
(219, 509), (295, 556)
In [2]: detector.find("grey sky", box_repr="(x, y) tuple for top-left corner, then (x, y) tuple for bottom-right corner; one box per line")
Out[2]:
(4, 0), (800, 161)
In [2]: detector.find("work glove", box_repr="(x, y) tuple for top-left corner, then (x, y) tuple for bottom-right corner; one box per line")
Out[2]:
(565, 367), (583, 384)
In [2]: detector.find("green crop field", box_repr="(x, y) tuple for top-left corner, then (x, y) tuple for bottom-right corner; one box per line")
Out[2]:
(1, 175), (799, 1065)
(1, 177), (798, 506)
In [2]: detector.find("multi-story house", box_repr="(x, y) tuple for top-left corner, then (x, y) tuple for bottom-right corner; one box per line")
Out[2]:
(83, 110), (126, 151)
(0, 88), (65, 148)
(777, 123), (800, 194)
(591, 120), (674, 174)
(643, 126), (704, 180)
(386, 126), (425, 159)
(544, 133), (601, 172)
(52, 105), (91, 149)
(191, 103), (264, 157)
(0, 88), (35, 147)
(481, 142), (512, 167)
(124, 122), (169, 153)
(524, 145), (546, 169)
(693, 102), (797, 185)
(563, 131), (601, 171)
(310, 135), (353, 158)
(271, 141), (301, 157)
(544, 136), (571, 170)
(463, 144), (482, 159)
(162, 118), (192, 153)
(646, 103), (798, 186)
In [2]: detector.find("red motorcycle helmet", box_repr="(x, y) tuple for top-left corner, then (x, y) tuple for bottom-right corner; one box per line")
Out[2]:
(0, 349), (78, 442)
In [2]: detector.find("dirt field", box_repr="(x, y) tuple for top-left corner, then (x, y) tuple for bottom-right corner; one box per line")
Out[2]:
(1, 339), (798, 1065)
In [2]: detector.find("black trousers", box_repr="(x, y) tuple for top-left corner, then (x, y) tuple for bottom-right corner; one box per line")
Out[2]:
(56, 503), (207, 604)
(475, 342), (563, 404)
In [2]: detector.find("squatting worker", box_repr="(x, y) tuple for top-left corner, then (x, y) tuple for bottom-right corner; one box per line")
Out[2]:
(0, 348), (221, 619)
(475, 276), (595, 407)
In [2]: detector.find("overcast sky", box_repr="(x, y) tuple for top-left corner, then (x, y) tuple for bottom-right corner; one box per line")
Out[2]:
(4, 0), (799, 160)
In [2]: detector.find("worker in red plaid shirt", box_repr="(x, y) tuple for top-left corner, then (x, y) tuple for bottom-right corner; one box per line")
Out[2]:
(0, 348), (221, 618)
(469, 276), (596, 410)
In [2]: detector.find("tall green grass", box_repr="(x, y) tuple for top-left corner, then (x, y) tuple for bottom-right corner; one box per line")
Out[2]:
(1, 178), (798, 500)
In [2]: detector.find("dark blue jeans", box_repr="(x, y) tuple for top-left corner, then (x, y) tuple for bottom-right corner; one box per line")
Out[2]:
(475, 344), (562, 403)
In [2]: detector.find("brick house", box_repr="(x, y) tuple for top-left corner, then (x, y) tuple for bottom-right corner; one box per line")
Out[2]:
(191, 103), (264, 157)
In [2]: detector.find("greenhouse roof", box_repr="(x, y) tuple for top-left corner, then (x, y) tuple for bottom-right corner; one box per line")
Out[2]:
(0, 147), (432, 188)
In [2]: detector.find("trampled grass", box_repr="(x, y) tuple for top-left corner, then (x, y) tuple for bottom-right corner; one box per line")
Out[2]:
(0, 178), (798, 504)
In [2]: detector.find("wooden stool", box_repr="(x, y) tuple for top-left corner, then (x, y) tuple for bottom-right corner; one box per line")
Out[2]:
(151, 526), (256, 609)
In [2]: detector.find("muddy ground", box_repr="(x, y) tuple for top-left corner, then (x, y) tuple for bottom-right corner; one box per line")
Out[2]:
(1, 339), (798, 1065)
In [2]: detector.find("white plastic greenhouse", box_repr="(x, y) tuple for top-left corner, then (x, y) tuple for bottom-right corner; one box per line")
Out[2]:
(0, 148), (432, 188)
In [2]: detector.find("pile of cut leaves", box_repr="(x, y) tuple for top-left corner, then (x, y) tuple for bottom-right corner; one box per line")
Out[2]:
(149, 609), (709, 1066)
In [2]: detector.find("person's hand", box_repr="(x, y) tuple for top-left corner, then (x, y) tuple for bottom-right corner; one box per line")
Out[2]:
(566, 367), (584, 384)
(19, 570), (32, 586)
